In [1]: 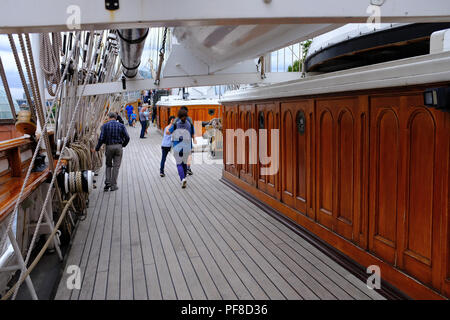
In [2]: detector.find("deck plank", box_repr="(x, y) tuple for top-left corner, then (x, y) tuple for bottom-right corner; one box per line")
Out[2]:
(55, 125), (386, 300)
(105, 163), (123, 299)
(196, 162), (380, 300)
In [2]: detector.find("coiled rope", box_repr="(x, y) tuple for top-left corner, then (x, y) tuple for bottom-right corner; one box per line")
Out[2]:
(0, 33), (79, 259)
(11, 31), (102, 300)
(40, 33), (62, 96)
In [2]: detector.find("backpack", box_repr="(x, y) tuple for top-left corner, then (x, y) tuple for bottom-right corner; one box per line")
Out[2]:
(172, 118), (193, 142)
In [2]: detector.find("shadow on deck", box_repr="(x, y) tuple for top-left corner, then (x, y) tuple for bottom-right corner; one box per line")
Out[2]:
(55, 125), (385, 300)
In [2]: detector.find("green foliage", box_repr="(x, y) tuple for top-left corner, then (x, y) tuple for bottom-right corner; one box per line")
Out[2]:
(288, 39), (313, 72)
(288, 60), (300, 72)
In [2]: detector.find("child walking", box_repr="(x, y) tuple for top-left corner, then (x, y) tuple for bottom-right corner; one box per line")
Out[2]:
(167, 109), (195, 188)
(160, 116), (175, 177)
(130, 112), (137, 127)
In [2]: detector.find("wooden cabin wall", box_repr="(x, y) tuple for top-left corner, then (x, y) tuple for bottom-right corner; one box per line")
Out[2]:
(158, 105), (222, 134)
(222, 88), (450, 299)
(0, 124), (22, 141)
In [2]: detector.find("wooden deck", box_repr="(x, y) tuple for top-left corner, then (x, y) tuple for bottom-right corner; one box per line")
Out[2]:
(55, 125), (385, 300)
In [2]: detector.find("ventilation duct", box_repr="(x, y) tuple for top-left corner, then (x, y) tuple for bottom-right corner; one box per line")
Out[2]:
(117, 28), (149, 78)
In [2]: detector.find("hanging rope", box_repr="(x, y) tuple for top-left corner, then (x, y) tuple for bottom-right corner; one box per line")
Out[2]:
(40, 32), (62, 96)
(0, 33), (78, 259)
(154, 27), (168, 86)
(0, 29), (122, 298)
(10, 31), (104, 300)
(7, 34), (37, 122)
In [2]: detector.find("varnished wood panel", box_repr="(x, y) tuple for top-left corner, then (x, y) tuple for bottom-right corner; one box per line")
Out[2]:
(0, 124), (22, 141)
(369, 98), (401, 265)
(256, 103), (280, 200)
(280, 101), (315, 220)
(316, 106), (334, 229)
(238, 104), (256, 186)
(400, 95), (446, 288)
(224, 105), (239, 177)
(222, 86), (449, 299)
(281, 105), (295, 208)
(315, 97), (366, 242)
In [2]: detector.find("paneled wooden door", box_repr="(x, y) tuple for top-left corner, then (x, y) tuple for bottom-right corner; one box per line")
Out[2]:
(281, 101), (315, 219)
(238, 104), (257, 186)
(315, 97), (368, 244)
(369, 94), (447, 288)
(224, 105), (239, 177)
(256, 103), (280, 199)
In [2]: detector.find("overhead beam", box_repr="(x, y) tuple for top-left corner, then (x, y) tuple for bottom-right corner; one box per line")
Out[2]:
(1, 0), (450, 33)
(46, 73), (302, 98)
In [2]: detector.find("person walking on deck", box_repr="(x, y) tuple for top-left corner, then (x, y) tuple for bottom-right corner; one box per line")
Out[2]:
(180, 106), (194, 176)
(116, 112), (124, 125)
(167, 109), (195, 188)
(152, 104), (157, 126)
(95, 112), (130, 192)
(130, 112), (137, 127)
(160, 116), (175, 177)
(144, 107), (150, 135)
(139, 106), (148, 139)
(125, 103), (134, 126)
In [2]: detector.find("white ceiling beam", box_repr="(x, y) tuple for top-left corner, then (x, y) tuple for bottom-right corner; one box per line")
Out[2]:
(48, 72), (302, 98)
(1, 0), (450, 33)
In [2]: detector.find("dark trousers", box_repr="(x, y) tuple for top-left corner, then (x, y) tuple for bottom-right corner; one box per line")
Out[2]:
(127, 113), (133, 125)
(151, 113), (156, 124)
(160, 146), (171, 173)
(105, 144), (123, 187)
(177, 162), (187, 181)
(140, 120), (147, 138)
(175, 149), (187, 181)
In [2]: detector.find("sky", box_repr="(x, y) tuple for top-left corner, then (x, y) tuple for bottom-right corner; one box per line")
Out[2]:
(0, 34), (26, 101)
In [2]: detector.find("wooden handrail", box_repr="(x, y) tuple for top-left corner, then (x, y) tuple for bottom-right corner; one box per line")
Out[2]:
(0, 168), (51, 222)
(0, 136), (32, 152)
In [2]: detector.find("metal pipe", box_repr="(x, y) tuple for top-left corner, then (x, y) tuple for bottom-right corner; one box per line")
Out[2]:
(117, 28), (149, 78)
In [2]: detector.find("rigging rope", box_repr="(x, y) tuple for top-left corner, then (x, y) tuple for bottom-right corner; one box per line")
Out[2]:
(154, 27), (168, 86)
(7, 35), (37, 122)
(40, 32), (62, 96)
(0, 33), (78, 258)
(0, 29), (121, 299)
(1, 194), (77, 301)
(11, 30), (105, 300)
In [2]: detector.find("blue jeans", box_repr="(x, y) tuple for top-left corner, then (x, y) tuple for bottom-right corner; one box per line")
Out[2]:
(174, 149), (188, 181)
(177, 162), (187, 181)
(140, 120), (147, 138)
(160, 146), (171, 173)
(127, 113), (133, 125)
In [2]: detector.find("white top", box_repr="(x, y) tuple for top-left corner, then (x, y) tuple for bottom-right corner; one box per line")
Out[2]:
(220, 51), (450, 103)
(157, 99), (221, 107)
